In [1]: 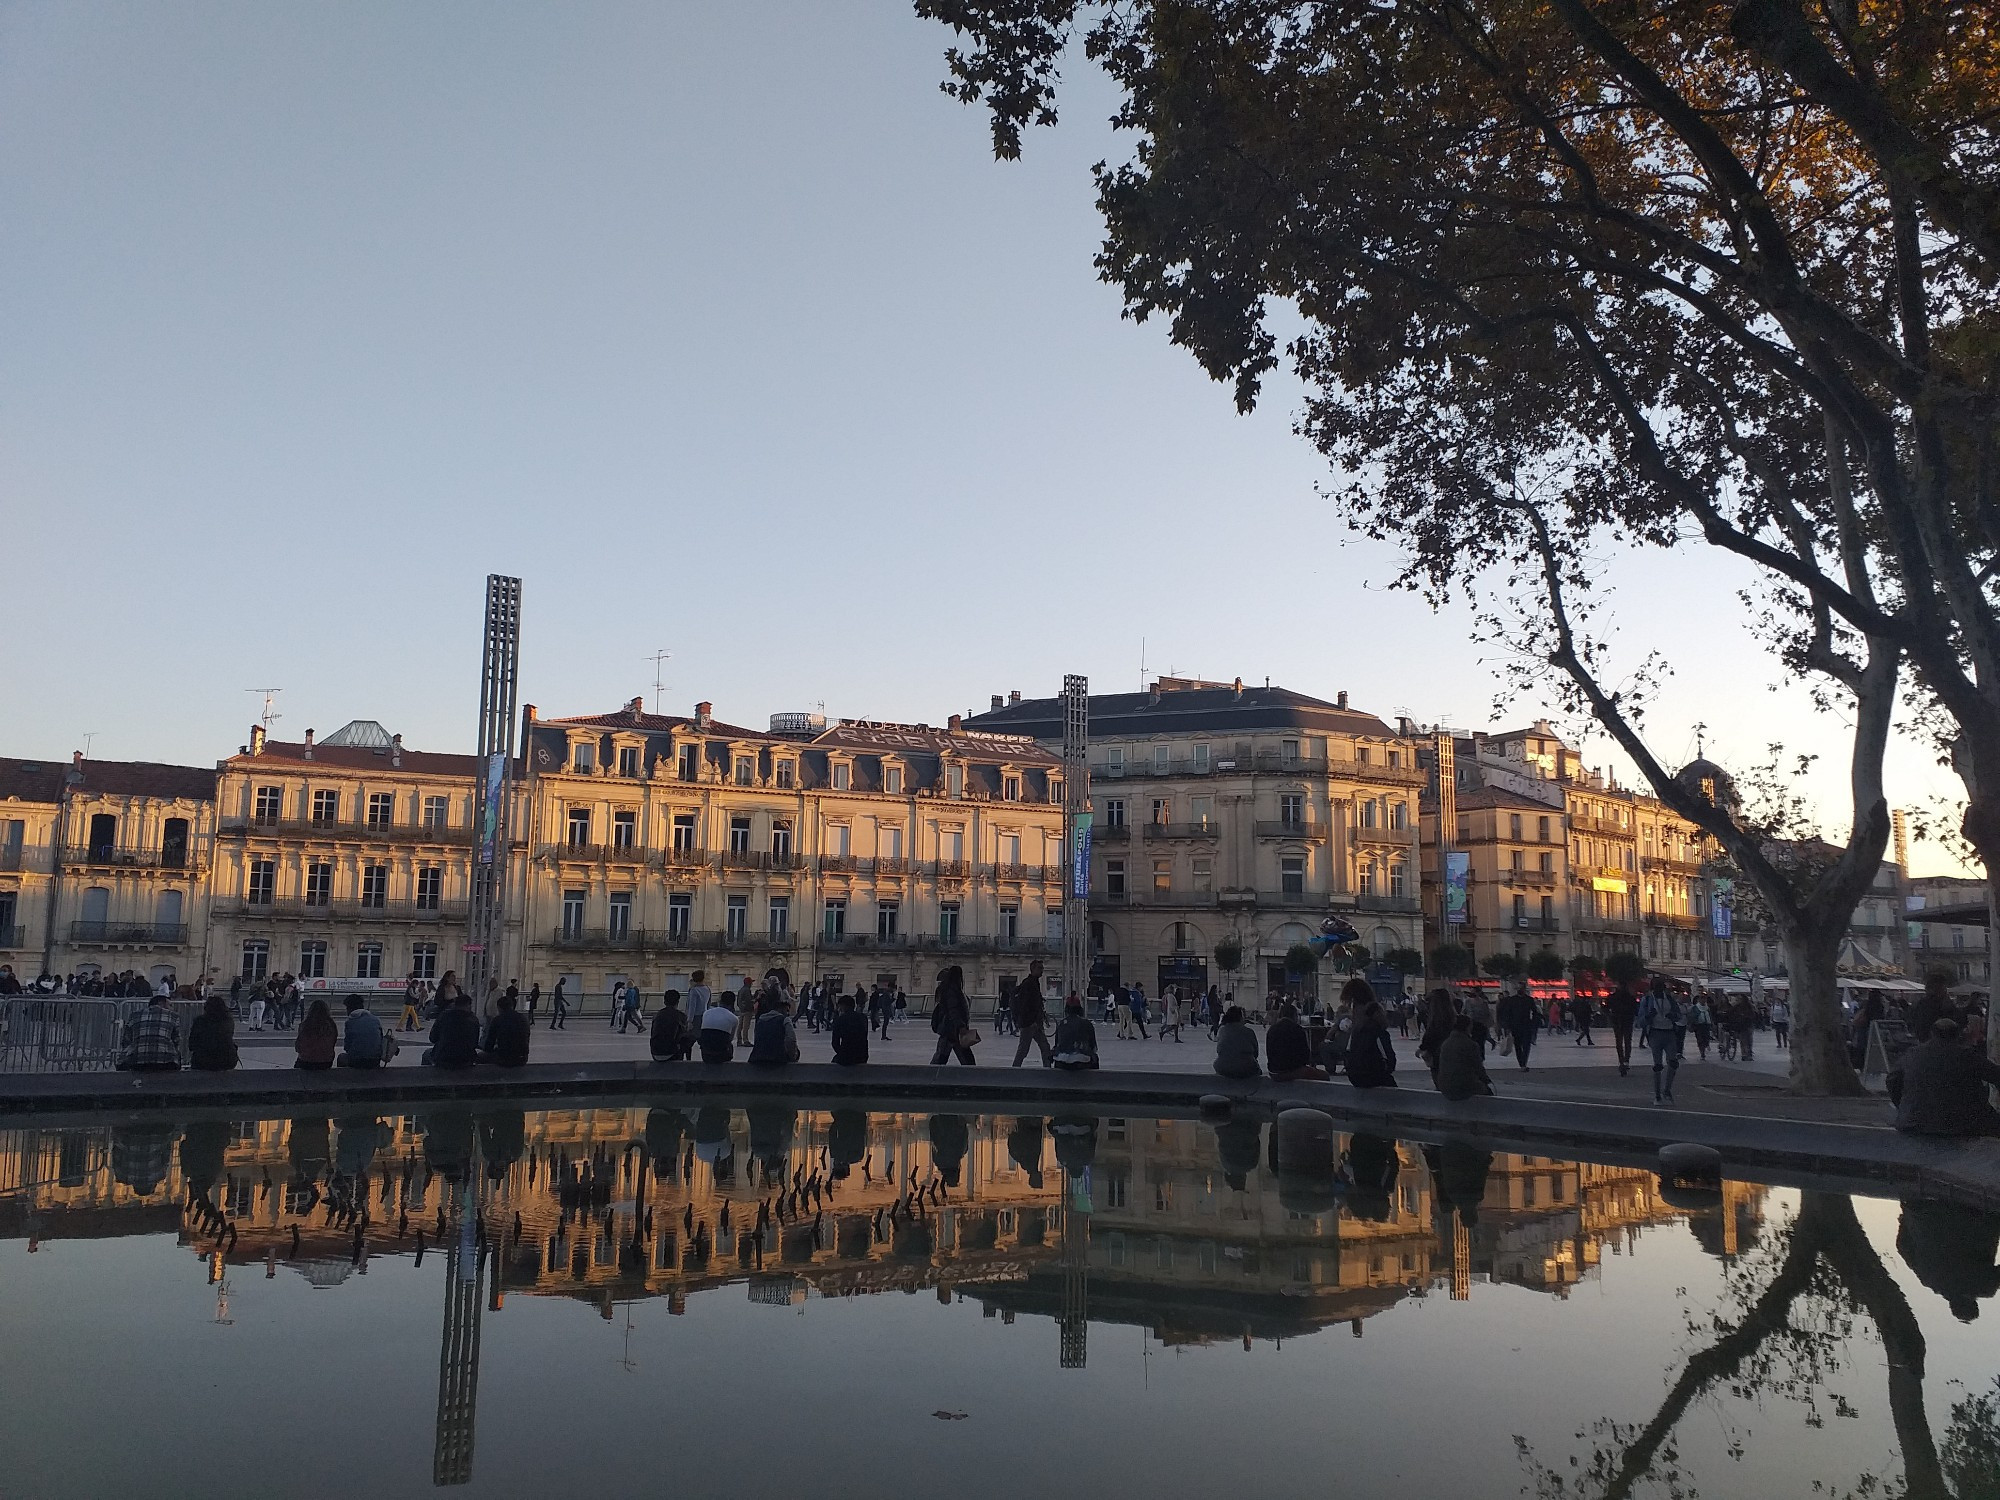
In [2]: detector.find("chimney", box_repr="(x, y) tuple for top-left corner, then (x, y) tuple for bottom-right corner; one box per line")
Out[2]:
(391, 733), (403, 769)
(1337, 691), (1349, 710)
(303, 728), (315, 760)
(948, 714), (963, 733)
(1232, 677), (1244, 698)
(991, 694), (1004, 711)
(250, 724), (266, 756)
(695, 701), (712, 730)
(1008, 689), (1021, 705)
(524, 704), (537, 724)
(629, 695), (645, 718)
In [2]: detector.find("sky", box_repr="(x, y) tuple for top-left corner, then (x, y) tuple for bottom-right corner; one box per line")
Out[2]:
(0, 2), (1973, 875)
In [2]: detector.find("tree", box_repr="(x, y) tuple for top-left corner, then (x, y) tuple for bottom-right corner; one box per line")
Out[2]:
(1383, 946), (1426, 977)
(1567, 954), (1606, 981)
(1525, 949), (1568, 982)
(1428, 942), (1476, 981)
(1213, 934), (1243, 1003)
(1605, 952), (1650, 987)
(1282, 942), (1318, 977)
(1480, 951), (1523, 979)
(916, 0), (2000, 1092)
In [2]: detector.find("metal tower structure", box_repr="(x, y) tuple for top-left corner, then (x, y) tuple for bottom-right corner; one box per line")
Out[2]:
(432, 1180), (484, 1486)
(1061, 675), (1090, 998)
(465, 576), (522, 999)
(1059, 1176), (1090, 1369)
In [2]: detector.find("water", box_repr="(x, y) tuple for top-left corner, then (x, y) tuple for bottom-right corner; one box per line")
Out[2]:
(1, 1102), (1996, 1499)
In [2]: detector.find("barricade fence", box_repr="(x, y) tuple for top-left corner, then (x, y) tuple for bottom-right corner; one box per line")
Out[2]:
(0, 997), (204, 1073)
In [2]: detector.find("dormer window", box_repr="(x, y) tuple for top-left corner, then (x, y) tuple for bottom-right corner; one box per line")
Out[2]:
(677, 743), (700, 782)
(1049, 776), (1064, 804)
(885, 765), (903, 795)
(617, 745), (640, 778)
(1192, 743), (1210, 773)
(775, 760), (795, 790)
(831, 762), (851, 791)
(1004, 775), (1021, 802)
(946, 764), (963, 798)
(734, 755), (754, 786)
(572, 741), (595, 773)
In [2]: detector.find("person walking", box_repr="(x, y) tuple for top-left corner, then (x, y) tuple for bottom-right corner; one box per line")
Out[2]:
(1205, 986), (1223, 1039)
(1637, 978), (1686, 1103)
(1729, 993), (1759, 1062)
(1687, 993), (1712, 1059)
(1161, 985), (1185, 1043)
(1130, 980), (1152, 1039)
(619, 982), (645, 1034)
(608, 980), (626, 1030)
(1010, 959), (1054, 1068)
(400, 973), (423, 1033)
(1494, 977), (1538, 1071)
(1571, 992), (1597, 1046)
(550, 977), (570, 1030)
(1114, 985), (1134, 1040)
(928, 965), (977, 1066)
(525, 982), (540, 1027)
(1606, 979), (1640, 1077)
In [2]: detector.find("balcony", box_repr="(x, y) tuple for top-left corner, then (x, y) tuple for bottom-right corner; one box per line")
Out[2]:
(551, 927), (647, 952)
(1335, 757), (1427, 787)
(916, 933), (993, 953)
(819, 855), (869, 875)
(1507, 915), (1562, 932)
(720, 847), (768, 871)
(1643, 853), (1704, 876)
(1348, 826), (1414, 848)
(818, 931), (915, 951)
(220, 815), (472, 846)
(1645, 911), (1703, 931)
(0, 925), (25, 948)
(68, 921), (189, 946)
(874, 856), (910, 876)
(60, 845), (199, 873)
(1094, 825), (1131, 844)
(1348, 893), (1421, 914)
(662, 846), (713, 871)
(1144, 822), (1220, 841)
(995, 862), (1043, 882)
(1255, 821), (1330, 842)
(225, 898), (470, 924)
(1500, 868), (1560, 888)
(933, 860), (970, 880)
(543, 840), (650, 865)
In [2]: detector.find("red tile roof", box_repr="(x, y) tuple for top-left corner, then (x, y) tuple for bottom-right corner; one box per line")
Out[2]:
(0, 756), (214, 803)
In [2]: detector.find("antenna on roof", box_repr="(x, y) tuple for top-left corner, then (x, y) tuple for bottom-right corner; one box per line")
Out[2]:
(79, 732), (97, 760)
(1692, 720), (1708, 759)
(1139, 637), (1147, 692)
(645, 650), (673, 715)
(246, 688), (283, 733)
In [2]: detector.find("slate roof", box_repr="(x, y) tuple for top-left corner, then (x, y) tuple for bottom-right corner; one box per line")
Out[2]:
(964, 683), (1398, 740)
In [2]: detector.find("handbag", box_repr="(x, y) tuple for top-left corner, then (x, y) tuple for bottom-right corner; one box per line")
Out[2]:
(956, 1028), (981, 1049)
(1497, 1030), (1514, 1058)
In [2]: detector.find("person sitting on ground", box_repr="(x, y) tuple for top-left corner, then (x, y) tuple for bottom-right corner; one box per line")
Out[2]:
(186, 994), (238, 1072)
(1266, 1003), (1329, 1082)
(1435, 1015), (1495, 1101)
(116, 990), (183, 1072)
(338, 995), (387, 1069)
(424, 991), (481, 1070)
(294, 999), (338, 1071)
(1888, 1019), (2000, 1137)
(830, 991), (869, 1066)
(1213, 1006), (1262, 1079)
(481, 991), (531, 1068)
(698, 993), (739, 1064)
(1343, 1001), (1399, 1089)
(650, 990), (692, 1061)
(748, 995), (800, 1068)
(1052, 997), (1100, 1071)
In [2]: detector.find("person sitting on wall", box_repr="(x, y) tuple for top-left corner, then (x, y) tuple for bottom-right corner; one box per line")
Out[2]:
(1435, 1016), (1496, 1101)
(1266, 1003), (1330, 1081)
(1052, 997), (1100, 1071)
(480, 991), (531, 1068)
(747, 993), (800, 1068)
(698, 993), (739, 1064)
(187, 994), (239, 1072)
(830, 991), (870, 1066)
(338, 995), (388, 1069)
(423, 991), (481, 1070)
(1888, 1019), (2000, 1137)
(115, 990), (184, 1072)
(1343, 1001), (1399, 1088)
(650, 990), (693, 1061)
(1213, 1006), (1262, 1079)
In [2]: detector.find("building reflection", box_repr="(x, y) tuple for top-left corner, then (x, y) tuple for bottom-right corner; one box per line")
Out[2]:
(0, 1107), (1766, 1482)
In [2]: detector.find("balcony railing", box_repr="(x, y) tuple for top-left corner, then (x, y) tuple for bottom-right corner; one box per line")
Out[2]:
(1500, 868), (1560, 888)
(1095, 825), (1131, 843)
(1143, 822), (1220, 841)
(1643, 854), (1704, 875)
(60, 846), (197, 871)
(544, 840), (650, 865)
(1349, 893), (1421, 914)
(662, 846), (712, 869)
(68, 921), (189, 945)
(1349, 826), (1414, 847)
(1508, 915), (1561, 931)
(874, 856), (909, 876)
(1645, 911), (1703, 931)
(818, 932), (915, 951)
(0, 925), (25, 948)
(933, 860), (970, 879)
(552, 927), (647, 952)
(225, 898), (470, 923)
(0, 848), (24, 872)
(220, 815), (472, 846)
(1255, 821), (1330, 842)
(819, 855), (866, 875)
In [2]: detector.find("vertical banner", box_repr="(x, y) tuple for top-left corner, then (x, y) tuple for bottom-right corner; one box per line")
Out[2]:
(1444, 850), (1470, 925)
(1070, 812), (1093, 901)
(477, 751), (505, 866)
(1711, 876), (1734, 939)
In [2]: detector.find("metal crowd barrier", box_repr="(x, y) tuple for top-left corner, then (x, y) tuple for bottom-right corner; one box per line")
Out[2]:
(0, 997), (205, 1073)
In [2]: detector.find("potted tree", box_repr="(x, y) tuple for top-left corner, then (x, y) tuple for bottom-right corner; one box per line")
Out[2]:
(1428, 942), (1476, 983)
(1213, 935), (1243, 1008)
(1283, 942), (1319, 1011)
(1604, 951), (1648, 988)
(1480, 951), (1523, 980)
(1525, 949), (1567, 982)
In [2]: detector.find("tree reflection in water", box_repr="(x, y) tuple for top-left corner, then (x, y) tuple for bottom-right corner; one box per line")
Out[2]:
(1519, 1193), (2000, 1500)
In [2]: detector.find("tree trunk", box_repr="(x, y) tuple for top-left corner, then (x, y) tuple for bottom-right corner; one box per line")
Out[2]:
(1784, 923), (1865, 1096)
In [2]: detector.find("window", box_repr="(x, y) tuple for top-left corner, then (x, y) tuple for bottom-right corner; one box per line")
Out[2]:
(1358, 861), (1376, 897)
(775, 760), (794, 789)
(423, 795), (449, 830)
(613, 811), (636, 849)
(572, 741), (595, 773)
(305, 862), (332, 907)
(827, 823), (851, 858)
(677, 744), (700, 781)
(876, 901), (899, 941)
(885, 765), (904, 795)
(1190, 795), (1213, 828)
(366, 791), (395, 830)
(356, 943), (383, 979)
(240, 939), (269, 981)
(1103, 798), (1126, 829)
(253, 785), (282, 824)
(1538, 815), (1551, 842)
(1390, 860), (1408, 897)
(945, 764), (963, 797)
(561, 889), (586, 938)
(618, 745), (640, 778)
(1391, 800), (1409, 832)
(1004, 775), (1021, 801)
(772, 820), (793, 860)
(730, 816), (752, 855)
(1106, 859), (1127, 898)
(1192, 742), (1210, 773)
(1388, 749), (1402, 769)
(1048, 776), (1064, 804)
(1192, 857), (1213, 892)
(247, 859), (276, 906)
(668, 893), (692, 940)
(415, 865), (441, 910)
(1107, 746), (1125, 772)
(727, 895), (749, 941)
(1280, 793), (1304, 828)
(998, 903), (1019, 941)
(672, 813), (697, 853)
(608, 892), (632, 939)
(1359, 799), (1379, 829)
(1541, 895), (1555, 928)
(1151, 798), (1170, 826)
(567, 807), (591, 847)
(1282, 738), (1300, 765)
(1280, 855), (1306, 896)
(768, 896), (790, 939)
(1513, 894), (1527, 927)
(999, 832), (1020, 865)
(411, 942), (438, 980)
(311, 789), (339, 825)
(942, 827), (964, 862)
(298, 941), (327, 979)
(734, 756), (754, 787)
(831, 762), (852, 791)
(1153, 859), (1172, 896)
(1153, 745), (1169, 773)
(1511, 849), (1524, 872)
(881, 824), (905, 861)
(1356, 745), (1371, 765)
(1509, 813), (1523, 841)
(939, 902), (961, 942)
(360, 864), (387, 909)
(824, 899), (847, 940)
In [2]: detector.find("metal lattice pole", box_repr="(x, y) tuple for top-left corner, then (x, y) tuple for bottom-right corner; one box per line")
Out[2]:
(466, 576), (522, 999)
(1061, 675), (1090, 999)
(433, 1179), (484, 1486)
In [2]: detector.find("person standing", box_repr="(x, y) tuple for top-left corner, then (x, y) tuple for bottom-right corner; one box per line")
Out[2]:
(1494, 978), (1538, 1071)
(1130, 980), (1151, 1039)
(1606, 980), (1640, 1077)
(928, 965), (977, 1066)
(1769, 996), (1791, 1049)
(1637, 979), (1686, 1103)
(550, 977), (569, 1030)
(1730, 993), (1759, 1062)
(400, 972), (423, 1032)
(1010, 959), (1053, 1068)
(1114, 985), (1134, 1040)
(524, 982), (540, 1026)
(608, 980), (627, 1030)
(1205, 986), (1223, 1039)
(685, 970), (711, 1031)
(1161, 985), (1185, 1043)
(734, 983), (757, 1048)
(1687, 993), (1713, 1059)
(1571, 991), (1597, 1046)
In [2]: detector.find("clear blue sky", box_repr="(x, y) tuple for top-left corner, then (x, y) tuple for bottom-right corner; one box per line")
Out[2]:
(0, 2), (1970, 873)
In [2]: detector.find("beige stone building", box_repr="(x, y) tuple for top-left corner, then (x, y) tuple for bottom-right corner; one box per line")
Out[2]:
(0, 753), (217, 988)
(966, 679), (1425, 1003)
(518, 698), (1066, 1003)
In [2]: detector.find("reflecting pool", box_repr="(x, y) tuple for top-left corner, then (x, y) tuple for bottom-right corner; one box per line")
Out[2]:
(1, 1103), (1996, 1498)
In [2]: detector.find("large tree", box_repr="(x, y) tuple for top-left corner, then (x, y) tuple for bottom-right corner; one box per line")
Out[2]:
(917, 0), (2000, 1092)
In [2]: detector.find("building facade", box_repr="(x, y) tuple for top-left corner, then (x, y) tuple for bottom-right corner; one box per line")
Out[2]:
(966, 679), (1425, 1003)
(1905, 874), (1991, 989)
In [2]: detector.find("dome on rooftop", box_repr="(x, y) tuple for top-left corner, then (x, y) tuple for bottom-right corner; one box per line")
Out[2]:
(319, 720), (395, 749)
(1675, 757), (1738, 811)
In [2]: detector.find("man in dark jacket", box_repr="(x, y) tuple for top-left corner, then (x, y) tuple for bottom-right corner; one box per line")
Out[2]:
(1495, 982), (1537, 1071)
(1606, 982), (1641, 1076)
(426, 993), (481, 1070)
(830, 992), (869, 1065)
(482, 993), (531, 1068)
(1436, 1017), (1494, 1101)
(1266, 1003), (1329, 1081)
(1888, 1021), (2000, 1136)
(1010, 959), (1053, 1068)
(650, 991), (691, 1061)
(1052, 999), (1099, 1070)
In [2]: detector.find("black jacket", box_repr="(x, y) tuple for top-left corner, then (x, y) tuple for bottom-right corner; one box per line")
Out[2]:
(830, 1010), (869, 1065)
(486, 1011), (531, 1068)
(650, 1006), (689, 1059)
(187, 1013), (238, 1071)
(1266, 1018), (1311, 1074)
(430, 1006), (481, 1069)
(1345, 1021), (1399, 1088)
(1889, 1038), (2000, 1135)
(1010, 976), (1048, 1030)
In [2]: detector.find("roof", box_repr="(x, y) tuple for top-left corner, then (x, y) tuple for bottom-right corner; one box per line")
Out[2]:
(542, 704), (771, 741)
(227, 741), (483, 778)
(317, 719), (395, 749)
(0, 755), (215, 803)
(0, 757), (65, 804)
(964, 683), (1398, 740)
(816, 720), (1057, 765)
(1454, 785), (1559, 813)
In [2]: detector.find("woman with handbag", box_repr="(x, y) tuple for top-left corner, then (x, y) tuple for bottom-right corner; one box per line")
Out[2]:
(929, 965), (978, 1066)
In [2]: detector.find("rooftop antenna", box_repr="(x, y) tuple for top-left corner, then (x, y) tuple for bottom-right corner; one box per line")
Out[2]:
(645, 650), (673, 715)
(1139, 637), (1148, 692)
(79, 732), (97, 761)
(1692, 721), (1708, 759)
(246, 688), (283, 733)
